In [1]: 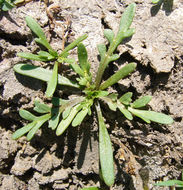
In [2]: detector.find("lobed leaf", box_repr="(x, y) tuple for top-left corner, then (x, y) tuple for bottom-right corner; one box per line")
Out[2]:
(131, 95), (152, 108)
(96, 103), (114, 186)
(100, 62), (137, 90)
(45, 62), (58, 98)
(154, 180), (183, 187)
(34, 100), (51, 113)
(72, 108), (88, 127)
(12, 122), (36, 140)
(56, 104), (81, 136)
(128, 107), (173, 124)
(19, 109), (37, 121)
(13, 64), (79, 88)
(104, 29), (115, 44)
(119, 92), (133, 105)
(78, 43), (90, 73)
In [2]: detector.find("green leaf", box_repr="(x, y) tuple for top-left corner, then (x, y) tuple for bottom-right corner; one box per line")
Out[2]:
(100, 96), (117, 111)
(97, 44), (106, 62)
(100, 62), (137, 90)
(104, 29), (114, 44)
(128, 107), (174, 124)
(27, 115), (50, 140)
(60, 34), (88, 57)
(154, 180), (183, 187)
(62, 106), (72, 119)
(56, 104), (81, 136)
(117, 103), (133, 120)
(19, 109), (37, 121)
(78, 43), (90, 73)
(108, 54), (120, 63)
(70, 63), (85, 77)
(72, 108), (88, 127)
(80, 187), (101, 190)
(116, 3), (136, 47)
(12, 122), (36, 140)
(45, 62), (58, 98)
(25, 16), (54, 53)
(38, 51), (55, 60)
(2, 0), (14, 11)
(131, 96), (152, 108)
(95, 91), (109, 98)
(119, 92), (133, 105)
(152, 0), (160, 4)
(118, 3), (136, 34)
(18, 52), (49, 61)
(52, 97), (69, 106)
(48, 108), (61, 130)
(96, 103), (114, 186)
(34, 100), (51, 113)
(13, 64), (79, 88)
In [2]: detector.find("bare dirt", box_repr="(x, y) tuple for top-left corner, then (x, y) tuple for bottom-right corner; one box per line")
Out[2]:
(0, 0), (183, 189)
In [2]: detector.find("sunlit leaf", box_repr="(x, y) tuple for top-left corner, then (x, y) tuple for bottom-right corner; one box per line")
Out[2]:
(45, 62), (58, 98)
(108, 54), (120, 63)
(104, 29), (114, 44)
(70, 63), (85, 77)
(131, 95), (152, 108)
(27, 115), (50, 140)
(34, 100), (51, 113)
(97, 44), (106, 62)
(100, 63), (137, 90)
(119, 92), (133, 105)
(56, 104), (81, 136)
(78, 43), (90, 73)
(128, 107), (173, 124)
(72, 108), (88, 127)
(100, 96), (117, 111)
(96, 103), (114, 186)
(117, 103), (133, 120)
(12, 122), (36, 140)
(18, 52), (49, 61)
(154, 180), (183, 187)
(13, 64), (79, 88)
(62, 106), (72, 119)
(19, 109), (37, 121)
(48, 108), (61, 130)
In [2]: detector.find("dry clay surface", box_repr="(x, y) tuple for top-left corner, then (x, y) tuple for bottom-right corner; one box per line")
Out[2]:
(0, 0), (183, 189)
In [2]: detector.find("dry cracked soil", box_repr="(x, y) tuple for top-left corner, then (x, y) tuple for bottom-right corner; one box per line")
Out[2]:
(0, 0), (183, 189)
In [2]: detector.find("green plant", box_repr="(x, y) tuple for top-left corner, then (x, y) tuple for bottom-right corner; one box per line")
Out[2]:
(0, 0), (23, 11)
(154, 170), (183, 190)
(152, 0), (161, 3)
(13, 3), (173, 187)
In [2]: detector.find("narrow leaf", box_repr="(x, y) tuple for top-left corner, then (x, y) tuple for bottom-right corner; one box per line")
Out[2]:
(62, 106), (72, 119)
(12, 122), (36, 140)
(108, 54), (120, 62)
(45, 62), (58, 97)
(13, 64), (79, 88)
(18, 52), (49, 61)
(34, 101), (51, 113)
(119, 92), (133, 105)
(19, 109), (37, 121)
(131, 96), (152, 108)
(97, 44), (106, 62)
(100, 96), (117, 111)
(100, 62), (137, 90)
(128, 107), (173, 124)
(154, 180), (183, 187)
(56, 104), (81, 136)
(60, 34), (88, 56)
(117, 103), (133, 120)
(48, 108), (61, 130)
(72, 108), (88, 127)
(70, 63), (85, 77)
(27, 115), (49, 141)
(104, 29), (114, 44)
(78, 43), (90, 72)
(96, 103), (114, 186)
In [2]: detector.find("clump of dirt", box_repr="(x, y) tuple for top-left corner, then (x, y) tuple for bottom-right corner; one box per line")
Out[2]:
(0, 0), (182, 189)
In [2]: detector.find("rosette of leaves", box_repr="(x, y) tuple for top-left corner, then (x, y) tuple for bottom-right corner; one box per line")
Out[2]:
(13, 3), (173, 187)
(14, 16), (87, 97)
